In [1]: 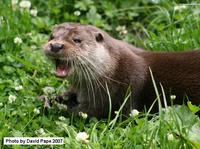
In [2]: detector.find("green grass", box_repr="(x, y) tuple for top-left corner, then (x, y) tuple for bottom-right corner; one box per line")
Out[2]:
(0, 0), (200, 148)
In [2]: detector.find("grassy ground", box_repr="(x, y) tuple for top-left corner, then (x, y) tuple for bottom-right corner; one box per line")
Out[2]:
(0, 0), (200, 148)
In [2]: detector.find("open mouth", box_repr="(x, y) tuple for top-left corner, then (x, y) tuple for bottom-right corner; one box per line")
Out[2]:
(55, 59), (72, 77)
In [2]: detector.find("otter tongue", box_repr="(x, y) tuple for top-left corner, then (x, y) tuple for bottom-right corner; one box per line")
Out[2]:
(55, 60), (69, 77)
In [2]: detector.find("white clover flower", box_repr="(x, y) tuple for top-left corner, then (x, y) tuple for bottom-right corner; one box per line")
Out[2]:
(12, 0), (18, 6)
(122, 29), (127, 35)
(130, 109), (139, 117)
(74, 10), (81, 16)
(116, 26), (122, 31)
(174, 5), (187, 11)
(35, 128), (46, 136)
(38, 128), (45, 134)
(79, 112), (88, 119)
(30, 9), (38, 17)
(167, 133), (174, 141)
(0, 102), (3, 107)
(19, 0), (31, 9)
(31, 45), (37, 50)
(8, 95), (17, 103)
(11, 0), (18, 10)
(58, 116), (66, 121)
(170, 95), (176, 100)
(116, 25), (128, 35)
(76, 132), (89, 144)
(14, 37), (22, 44)
(55, 102), (68, 111)
(150, 0), (160, 4)
(27, 32), (32, 37)
(15, 85), (23, 91)
(12, 111), (17, 115)
(114, 111), (119, 115)
(43, 86), (55, 95)
(33, 108), (40, 114)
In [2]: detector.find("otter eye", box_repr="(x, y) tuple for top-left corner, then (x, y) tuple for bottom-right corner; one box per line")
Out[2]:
(49, 34), (54, 41)
(73, 38), (82, 44)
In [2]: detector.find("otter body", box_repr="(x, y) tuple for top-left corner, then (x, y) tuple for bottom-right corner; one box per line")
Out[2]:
(43, 23), (200, 118)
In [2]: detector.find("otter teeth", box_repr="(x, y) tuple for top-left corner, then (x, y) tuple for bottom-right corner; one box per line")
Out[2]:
(55, 59), (71, 77)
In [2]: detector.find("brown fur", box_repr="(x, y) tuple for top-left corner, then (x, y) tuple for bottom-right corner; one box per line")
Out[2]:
(43, 23), (200, 118)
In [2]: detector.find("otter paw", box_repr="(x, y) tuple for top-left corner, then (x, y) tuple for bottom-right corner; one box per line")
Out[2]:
(38, 95), (52, 109)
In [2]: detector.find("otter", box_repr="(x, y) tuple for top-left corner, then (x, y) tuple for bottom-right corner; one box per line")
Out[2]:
(43, 23), (200, 118)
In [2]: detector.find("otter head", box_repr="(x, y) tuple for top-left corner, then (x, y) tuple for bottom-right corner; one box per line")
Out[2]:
(43, 23), (115, 80)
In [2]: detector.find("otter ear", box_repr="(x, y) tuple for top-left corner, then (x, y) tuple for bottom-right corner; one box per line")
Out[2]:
(95, 32), (104, 42)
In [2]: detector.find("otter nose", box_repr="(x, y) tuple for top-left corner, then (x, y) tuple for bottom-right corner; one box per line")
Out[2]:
(50, 43), (64, 53)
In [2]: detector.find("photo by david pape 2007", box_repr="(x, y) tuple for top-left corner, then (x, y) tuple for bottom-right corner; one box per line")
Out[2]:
(4, 137), (64, 145)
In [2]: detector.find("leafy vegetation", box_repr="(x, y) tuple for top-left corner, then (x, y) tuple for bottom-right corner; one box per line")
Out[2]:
(0, 0), (200, 148)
